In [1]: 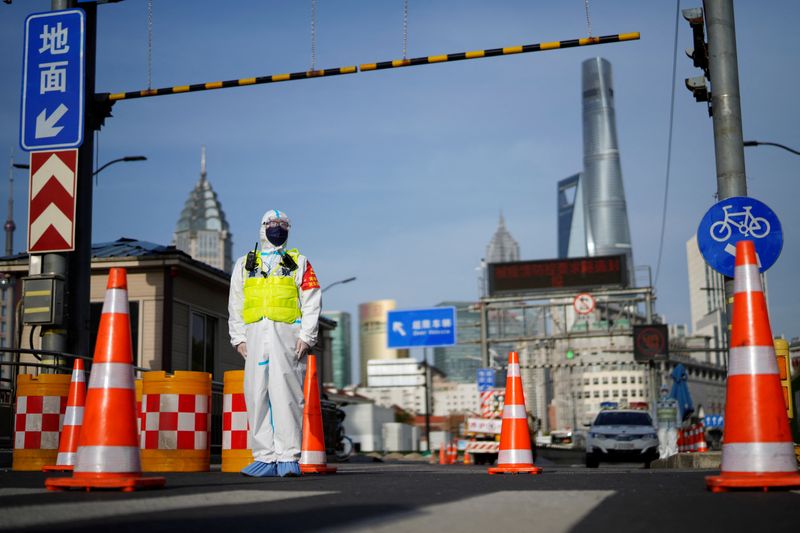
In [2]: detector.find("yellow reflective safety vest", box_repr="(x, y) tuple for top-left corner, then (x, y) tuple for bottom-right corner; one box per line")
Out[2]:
(242, 249), (302, 325)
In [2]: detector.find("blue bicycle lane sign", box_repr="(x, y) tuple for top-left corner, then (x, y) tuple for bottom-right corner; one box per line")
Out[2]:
(697, 196), (782, 278)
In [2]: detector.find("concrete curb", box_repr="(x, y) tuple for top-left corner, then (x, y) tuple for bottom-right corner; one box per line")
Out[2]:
(651, 452), (721, 469)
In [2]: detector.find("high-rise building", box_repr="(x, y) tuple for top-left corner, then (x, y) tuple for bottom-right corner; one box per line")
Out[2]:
(358, 299), (408, 385)
(484, 212), (519, 264)
(432, 302), (481, 384)
(480, 213), (521, 296)
(557, 58), (633, 283)
(686, 234), (727, 366)
(323, 310), (352, 388)
(173, 147), (233, 273)
(557, 173), (586, 258)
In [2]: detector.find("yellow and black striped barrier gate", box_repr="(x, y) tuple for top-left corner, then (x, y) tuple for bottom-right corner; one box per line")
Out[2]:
(103, 66), (358, 102)
(98, 32), (639, 102)
(360, 32), (640, 71)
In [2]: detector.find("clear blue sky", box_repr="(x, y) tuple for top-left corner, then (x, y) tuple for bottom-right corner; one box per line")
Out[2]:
(2, 1), (799, 382)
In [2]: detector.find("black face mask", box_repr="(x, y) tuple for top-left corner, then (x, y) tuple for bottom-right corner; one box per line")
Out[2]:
(266, 226), (288, 246)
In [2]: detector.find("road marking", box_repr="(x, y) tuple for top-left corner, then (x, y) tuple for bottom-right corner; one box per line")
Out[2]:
(0, 488), (49, 497)
(336, 490), (615, 533)
(0, 489), (334, 530)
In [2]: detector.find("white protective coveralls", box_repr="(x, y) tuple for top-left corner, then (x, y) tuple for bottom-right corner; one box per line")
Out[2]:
(228, 210), (322, 463)
(656, 386), (681, 459)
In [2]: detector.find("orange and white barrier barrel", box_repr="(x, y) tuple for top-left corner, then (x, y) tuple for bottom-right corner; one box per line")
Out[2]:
(140, 371), (211, 472)
(13, 374), (70, 471)
(221, 370), (252, 472)
(135, 378), (143, 438)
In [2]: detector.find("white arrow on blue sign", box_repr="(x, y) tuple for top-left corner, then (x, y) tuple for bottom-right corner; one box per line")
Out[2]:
(697, 196), (782, 278)
(20, 9), (85, 151)
(387, 307), (456, 349)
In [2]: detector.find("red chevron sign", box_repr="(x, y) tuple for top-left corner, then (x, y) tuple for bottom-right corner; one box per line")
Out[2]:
(28, 149), (77, 253)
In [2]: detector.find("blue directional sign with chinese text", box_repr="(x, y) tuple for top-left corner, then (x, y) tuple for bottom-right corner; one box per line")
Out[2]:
(20, 9), (85, 151)
(477, 368), (496, 392)
(387, 307), (456, 349)
(697, 196), (782, 278)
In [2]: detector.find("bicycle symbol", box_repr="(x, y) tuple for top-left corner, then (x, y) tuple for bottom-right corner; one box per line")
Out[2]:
(709, 204), (771, 242)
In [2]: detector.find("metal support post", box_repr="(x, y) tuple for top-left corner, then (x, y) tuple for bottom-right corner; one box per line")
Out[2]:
(704, 0), (747, 360)
(40, 0), (77, 359)
(569, 365), (578, 430)
(423, 358), (431, 451)
(479, 303), (488, 367)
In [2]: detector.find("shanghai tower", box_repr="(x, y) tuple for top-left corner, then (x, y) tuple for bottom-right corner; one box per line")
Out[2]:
(572, 57), (634, 283)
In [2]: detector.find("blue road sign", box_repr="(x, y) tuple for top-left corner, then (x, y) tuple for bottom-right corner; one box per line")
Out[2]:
(477, 368), (496, 392)
(697, 196), (782, 278)
(387, 307), (456, 349)
(20, 9), (85, 151)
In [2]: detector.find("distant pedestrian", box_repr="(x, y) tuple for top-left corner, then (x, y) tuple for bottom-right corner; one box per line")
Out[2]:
(656, 384), (680, 459)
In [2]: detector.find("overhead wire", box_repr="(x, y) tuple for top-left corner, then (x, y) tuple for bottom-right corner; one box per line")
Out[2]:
(583, 0), (592, 37)
(147, 0), (153, 89)
(310, 0), (317, 71)
(403, 0), (409, 59)
(654, 0), (681, 287)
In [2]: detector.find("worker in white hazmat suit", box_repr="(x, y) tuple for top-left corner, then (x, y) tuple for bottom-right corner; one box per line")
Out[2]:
(228, 209), (322, 477)
(656, 384), (680, 459)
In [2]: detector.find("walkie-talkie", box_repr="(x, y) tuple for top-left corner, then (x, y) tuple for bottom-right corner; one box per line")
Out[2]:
(280, 251), (298, 272)
(244, 242), (259, 274)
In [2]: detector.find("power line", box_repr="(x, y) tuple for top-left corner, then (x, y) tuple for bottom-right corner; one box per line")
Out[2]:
(654, 0), (681, 287)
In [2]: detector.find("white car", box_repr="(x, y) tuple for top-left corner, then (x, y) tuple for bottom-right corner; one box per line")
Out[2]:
(585, 409), (659, 468)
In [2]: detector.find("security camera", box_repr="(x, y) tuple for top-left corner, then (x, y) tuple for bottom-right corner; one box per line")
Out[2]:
(685, 76), (710, 102)
(681, 8), (703, 25)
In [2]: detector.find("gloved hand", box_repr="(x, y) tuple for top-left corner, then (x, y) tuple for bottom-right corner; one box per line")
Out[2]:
(236, 342), (248, 359)
(295, 339), (310, 360)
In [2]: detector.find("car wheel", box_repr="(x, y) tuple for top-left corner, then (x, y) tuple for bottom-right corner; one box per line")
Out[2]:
(585, 453), (599, 468)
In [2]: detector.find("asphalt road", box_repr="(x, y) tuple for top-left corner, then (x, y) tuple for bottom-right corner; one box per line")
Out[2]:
(1, 460), (798, 532)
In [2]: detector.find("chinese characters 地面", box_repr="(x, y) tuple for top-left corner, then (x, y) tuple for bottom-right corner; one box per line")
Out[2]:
(38, 22), (70, 95)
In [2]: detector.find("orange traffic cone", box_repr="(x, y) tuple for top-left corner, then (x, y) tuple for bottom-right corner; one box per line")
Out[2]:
(438, 445), (446, 465)
(706, 241), (800, 492)
(488, 352), (541, 475)
(300, 354), (336, 474)
(697, 423), (708, 453)
(46, 268), (165, 492)
(463, 451), (473, 465)
(42, 358), (86, 472)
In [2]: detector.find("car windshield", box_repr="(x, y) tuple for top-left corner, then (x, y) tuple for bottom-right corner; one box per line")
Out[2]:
(594, 412), (653, 426)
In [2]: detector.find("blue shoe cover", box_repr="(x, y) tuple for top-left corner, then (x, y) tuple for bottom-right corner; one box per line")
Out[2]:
(277, 461), (301, 477)
(241, 461), (277, 477)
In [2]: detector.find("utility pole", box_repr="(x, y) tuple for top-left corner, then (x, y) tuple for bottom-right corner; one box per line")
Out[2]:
(5, 152), (15, 257)
(703, 0), (747, 355)
(45, 0), (97, 358)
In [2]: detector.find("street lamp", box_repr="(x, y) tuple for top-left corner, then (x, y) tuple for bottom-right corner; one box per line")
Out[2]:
(322, 276), (356, 293)
(743, 140), (800, 157)
(93, 155), (147, 176)
(12, 155), (148, 176)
